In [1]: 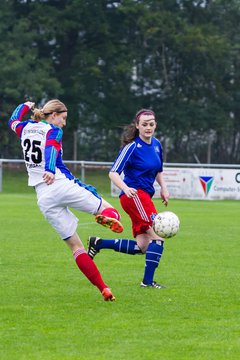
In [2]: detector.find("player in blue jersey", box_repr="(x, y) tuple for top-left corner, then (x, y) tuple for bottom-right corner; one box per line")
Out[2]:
(8, 99), (125, 301)
(88, 109), (169, 288)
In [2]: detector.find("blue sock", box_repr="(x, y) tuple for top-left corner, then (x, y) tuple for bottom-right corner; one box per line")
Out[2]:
(143, 240), (164, 284)
(97, 239), (142, 255)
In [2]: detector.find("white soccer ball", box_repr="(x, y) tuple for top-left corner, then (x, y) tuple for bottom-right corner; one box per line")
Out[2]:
(153, 211), (180, 238)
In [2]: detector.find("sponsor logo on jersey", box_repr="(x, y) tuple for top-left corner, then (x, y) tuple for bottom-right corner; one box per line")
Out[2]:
(23, 129), (46, 137)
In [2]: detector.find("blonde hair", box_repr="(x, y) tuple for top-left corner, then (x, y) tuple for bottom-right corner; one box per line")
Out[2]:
(31, 99), (67, 122)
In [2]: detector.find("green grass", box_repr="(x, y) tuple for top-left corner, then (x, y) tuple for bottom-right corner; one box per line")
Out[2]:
(2, 168), (111, 195)
(0, 192), (239, 360)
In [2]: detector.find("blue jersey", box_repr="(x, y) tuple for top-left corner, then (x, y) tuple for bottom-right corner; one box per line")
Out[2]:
(110, 136), (163, 197)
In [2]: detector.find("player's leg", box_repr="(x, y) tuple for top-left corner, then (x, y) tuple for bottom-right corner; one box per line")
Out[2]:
(96, 199), (124, 233)
(121, 190), (165, 288)
(137, 213), (166, 288)
(65, 232), (115, 301)
(37, 185), (115, 301)
(141, 238), (165, 289)
(88, 191), (153, 259)
(68, 180), (124, 233)
(88, 236), (143, 259)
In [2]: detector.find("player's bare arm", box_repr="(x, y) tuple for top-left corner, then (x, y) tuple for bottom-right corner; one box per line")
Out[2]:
(109, 171), (137, 198)
(156, 172), (169, 206)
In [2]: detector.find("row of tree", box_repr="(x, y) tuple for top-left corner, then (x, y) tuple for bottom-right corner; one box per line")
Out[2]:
(1, 0), (240, 164)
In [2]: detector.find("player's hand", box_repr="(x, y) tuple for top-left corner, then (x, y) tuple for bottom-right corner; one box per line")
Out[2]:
(24, 101), (35, 110)
(161, 189), (169, 206)
(43, 172), (55, 185)
(123, 186), (137, 198)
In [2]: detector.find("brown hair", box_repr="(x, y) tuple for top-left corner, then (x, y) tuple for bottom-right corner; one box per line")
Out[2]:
(121, 108), (155, 147)
(31, 99), (67, 122)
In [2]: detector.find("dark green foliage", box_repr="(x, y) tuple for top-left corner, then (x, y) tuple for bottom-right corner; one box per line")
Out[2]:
(1, 0), (240, 163)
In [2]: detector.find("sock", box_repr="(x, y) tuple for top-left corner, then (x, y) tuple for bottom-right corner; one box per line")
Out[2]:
(74, 248), (107, 293)
(97, 239), (142, 255)
(142, 240), (164, 285)
(101, 207), (120, 220)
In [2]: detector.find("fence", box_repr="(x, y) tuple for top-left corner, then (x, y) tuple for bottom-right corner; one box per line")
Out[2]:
(1, 159), (240, 199)
(0, 159), (112, 193)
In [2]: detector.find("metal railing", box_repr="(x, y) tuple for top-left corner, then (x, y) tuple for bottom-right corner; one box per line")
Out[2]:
(1, 158), (240, 193)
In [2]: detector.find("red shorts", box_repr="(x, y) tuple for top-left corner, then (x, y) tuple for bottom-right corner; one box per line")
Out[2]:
(120, 189), (157, 238)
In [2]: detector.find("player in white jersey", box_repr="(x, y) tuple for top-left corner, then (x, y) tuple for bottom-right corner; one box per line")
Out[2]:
(8, 99), (124, 301)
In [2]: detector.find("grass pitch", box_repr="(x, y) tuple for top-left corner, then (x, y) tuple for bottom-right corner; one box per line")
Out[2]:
(0, 193), (239, 360)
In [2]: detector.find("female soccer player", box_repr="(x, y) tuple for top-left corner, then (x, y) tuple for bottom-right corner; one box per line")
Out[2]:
(8, 100), (124, 301)
(88, 108), (169, 288)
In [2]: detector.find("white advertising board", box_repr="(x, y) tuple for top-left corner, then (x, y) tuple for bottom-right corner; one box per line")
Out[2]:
(111, 167), (240, 200)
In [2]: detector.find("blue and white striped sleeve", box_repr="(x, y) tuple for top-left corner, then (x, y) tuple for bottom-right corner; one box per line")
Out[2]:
(8, 104), (30, 137)
(45, 126), (63, 174)
(110, 142), (136, 174)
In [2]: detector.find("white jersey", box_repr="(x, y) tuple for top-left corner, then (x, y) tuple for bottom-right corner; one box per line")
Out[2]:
(20, 121), (66, 186)
(9, 103), (75, 186)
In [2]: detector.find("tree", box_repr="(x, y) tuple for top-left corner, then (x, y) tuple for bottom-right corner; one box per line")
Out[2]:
(0, 0), (62, 158)
(1, 0), (240, 163)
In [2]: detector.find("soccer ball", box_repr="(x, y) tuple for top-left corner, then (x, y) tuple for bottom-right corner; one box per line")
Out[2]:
(153, 211), (180, 238)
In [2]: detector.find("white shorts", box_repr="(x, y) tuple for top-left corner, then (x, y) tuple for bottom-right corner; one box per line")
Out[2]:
(35, 178), (102, 239)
